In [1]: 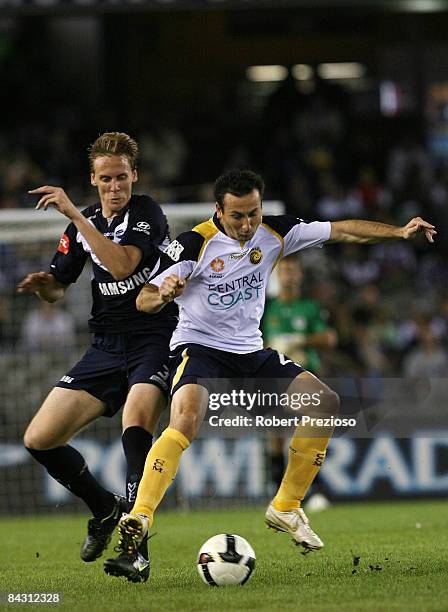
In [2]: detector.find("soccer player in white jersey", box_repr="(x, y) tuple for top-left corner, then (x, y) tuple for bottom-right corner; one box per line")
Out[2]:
(104, 169), (436, 582)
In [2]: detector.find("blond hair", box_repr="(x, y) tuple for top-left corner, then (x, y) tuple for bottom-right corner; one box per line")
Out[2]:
(88, 132), (139, 171)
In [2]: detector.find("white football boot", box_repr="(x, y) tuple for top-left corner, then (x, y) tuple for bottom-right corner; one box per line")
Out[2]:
(265, 503), (324, 551)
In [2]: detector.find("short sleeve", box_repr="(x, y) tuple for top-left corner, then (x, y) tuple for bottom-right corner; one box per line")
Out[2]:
(120, 196), (170, 259)
(283, 221), (331, 256)
(147, 230), (204, 286)
(49, 222), (87, 285)
(262, 215), (331, 257)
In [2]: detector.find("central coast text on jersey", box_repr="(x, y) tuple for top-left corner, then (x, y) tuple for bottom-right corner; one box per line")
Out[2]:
(150, 214), (331, 353)
(50, 194), (177, 334)
(207, 271), (264, 310)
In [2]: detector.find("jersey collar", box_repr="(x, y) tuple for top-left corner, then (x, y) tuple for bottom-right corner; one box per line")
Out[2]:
(213, 212), (227, 235)
(99, 199), (131, 227)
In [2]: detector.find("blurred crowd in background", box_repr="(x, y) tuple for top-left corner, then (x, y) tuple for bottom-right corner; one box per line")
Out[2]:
(1, 68), (448, 385)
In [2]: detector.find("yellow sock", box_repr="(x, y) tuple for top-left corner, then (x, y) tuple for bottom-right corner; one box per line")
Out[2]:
(131, 427), (189, 526)
(273, 430), (331, 512)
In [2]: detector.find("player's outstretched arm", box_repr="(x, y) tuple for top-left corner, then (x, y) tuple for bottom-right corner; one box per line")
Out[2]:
(29, 185), (142, 280)
(328, 217), (436, 244)
(136, 275), (186, 313)
(17, 272), (67, 303)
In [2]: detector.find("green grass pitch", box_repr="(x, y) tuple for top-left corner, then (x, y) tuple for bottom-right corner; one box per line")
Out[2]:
(1, 500), (447, 611)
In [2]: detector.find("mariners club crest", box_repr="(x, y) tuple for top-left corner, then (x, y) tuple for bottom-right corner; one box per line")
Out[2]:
(249, 247), (262, 264)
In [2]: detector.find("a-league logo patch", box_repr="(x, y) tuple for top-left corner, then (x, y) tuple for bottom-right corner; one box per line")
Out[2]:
(249, 247), (262, 264)
(57, 233), (69, 255)
(211, 257), (225, 273)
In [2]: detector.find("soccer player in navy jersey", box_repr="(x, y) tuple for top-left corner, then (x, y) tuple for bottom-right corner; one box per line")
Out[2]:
(18, 132), (177, 582)
(103, 168), (436, 583)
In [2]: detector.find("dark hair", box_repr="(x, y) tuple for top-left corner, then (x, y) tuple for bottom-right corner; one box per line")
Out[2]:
(214, 169), (265, 208)
(88, 132), (139, 171)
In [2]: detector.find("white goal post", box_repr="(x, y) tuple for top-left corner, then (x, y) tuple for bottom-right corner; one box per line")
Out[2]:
(0, 201), (285, 243)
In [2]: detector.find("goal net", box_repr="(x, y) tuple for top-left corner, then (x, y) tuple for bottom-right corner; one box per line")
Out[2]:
(0, 201), (284, 515)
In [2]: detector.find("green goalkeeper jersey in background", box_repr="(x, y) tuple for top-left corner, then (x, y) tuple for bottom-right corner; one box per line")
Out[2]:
(262, 298), (328, 374)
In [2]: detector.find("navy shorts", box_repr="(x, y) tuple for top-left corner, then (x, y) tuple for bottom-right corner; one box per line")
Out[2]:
(56, 332), (171, 417)
(169, 343), (305, 397)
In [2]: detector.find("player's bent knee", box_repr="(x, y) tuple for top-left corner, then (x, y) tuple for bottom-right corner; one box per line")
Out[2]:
(170, 404), (204, 442)
(319, 388), (340, 417)
(23, 429), (46, 450)
(23, 426), (61, 450)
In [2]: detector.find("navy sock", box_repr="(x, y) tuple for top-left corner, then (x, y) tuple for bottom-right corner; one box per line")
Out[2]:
(121, 426), (153, 510)
(26, 445), (115, 518)
(122, 426), (153, 559)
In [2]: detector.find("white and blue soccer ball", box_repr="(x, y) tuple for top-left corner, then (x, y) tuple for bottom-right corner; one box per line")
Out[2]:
(197, 533), (256, 586)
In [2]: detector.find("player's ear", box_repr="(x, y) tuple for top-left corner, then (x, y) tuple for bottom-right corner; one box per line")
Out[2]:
(216, 203), (223, 218)
(132, 169), (138, 183)
(90, 173), (97, 187)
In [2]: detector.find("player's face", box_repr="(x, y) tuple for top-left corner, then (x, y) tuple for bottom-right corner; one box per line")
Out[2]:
(216, 189), (262, 242)
(90, 155), (137, 217)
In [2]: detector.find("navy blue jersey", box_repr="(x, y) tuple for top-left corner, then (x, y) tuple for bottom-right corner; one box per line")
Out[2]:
(49, 194), (178, 333)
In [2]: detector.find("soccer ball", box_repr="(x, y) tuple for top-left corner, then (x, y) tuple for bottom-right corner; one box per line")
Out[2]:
(197, 533), (256, 586)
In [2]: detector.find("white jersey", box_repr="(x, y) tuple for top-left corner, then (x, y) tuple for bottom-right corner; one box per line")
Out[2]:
(149, 214), (331, 353)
